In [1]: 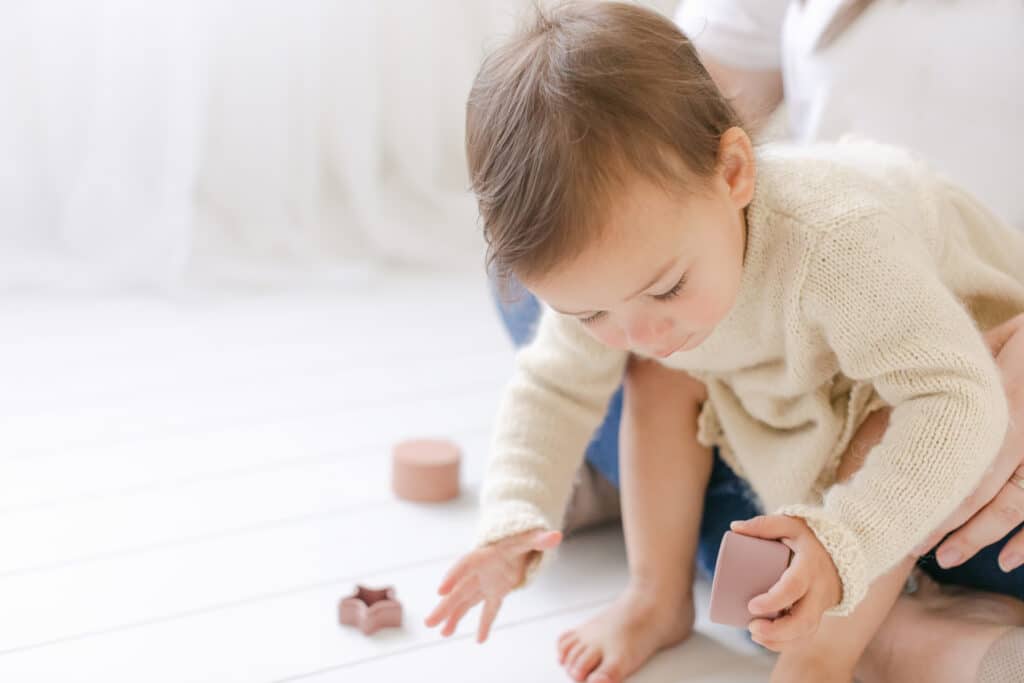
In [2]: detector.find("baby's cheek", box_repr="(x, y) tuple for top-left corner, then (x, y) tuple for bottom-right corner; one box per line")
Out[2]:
(591, 325), (628, 350)
(687, 288), (730, 328)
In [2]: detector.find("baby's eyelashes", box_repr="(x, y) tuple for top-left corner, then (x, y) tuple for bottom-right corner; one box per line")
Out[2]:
(652, 273), (688, 301)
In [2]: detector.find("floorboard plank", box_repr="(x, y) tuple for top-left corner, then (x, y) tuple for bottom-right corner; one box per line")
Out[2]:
(0, 273), (775, 681)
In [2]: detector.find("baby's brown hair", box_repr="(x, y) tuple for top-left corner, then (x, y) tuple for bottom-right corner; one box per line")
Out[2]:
(466, 0), (740, 287)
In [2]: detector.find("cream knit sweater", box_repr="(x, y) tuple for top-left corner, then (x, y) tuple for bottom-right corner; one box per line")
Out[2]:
(477, 140), (1024, 616)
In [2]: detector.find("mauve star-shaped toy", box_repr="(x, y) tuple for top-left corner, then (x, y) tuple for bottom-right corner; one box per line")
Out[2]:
(339, 585), (403, 635)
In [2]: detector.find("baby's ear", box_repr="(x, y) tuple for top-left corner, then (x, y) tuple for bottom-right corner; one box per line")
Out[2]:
(717, 126), (756, 209)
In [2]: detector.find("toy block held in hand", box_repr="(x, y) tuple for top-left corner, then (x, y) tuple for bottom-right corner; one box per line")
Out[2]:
(709, 531), (792, 628)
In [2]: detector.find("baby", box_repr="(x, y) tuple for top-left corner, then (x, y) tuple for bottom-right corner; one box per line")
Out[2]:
(425, 2), (1024, 681)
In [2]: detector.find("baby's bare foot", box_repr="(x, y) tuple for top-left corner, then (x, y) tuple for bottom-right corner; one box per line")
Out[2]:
(555, 583), (695, 683)
(860, 570), (1024, 683)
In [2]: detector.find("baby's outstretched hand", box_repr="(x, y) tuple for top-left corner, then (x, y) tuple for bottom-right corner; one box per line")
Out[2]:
(729, 515), (842, 652)
(425, 529), (562, 643)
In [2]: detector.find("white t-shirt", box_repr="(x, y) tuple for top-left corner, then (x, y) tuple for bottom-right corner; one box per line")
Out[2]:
(676, 0), (1024, 230)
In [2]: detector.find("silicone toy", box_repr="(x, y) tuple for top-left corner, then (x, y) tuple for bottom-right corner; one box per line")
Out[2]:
(339, 585), (403, 635)
(708, 531), (792, 628)
(391, 439), (461, 502)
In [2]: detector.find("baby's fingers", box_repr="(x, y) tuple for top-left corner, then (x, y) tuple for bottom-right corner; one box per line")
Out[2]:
(507, 529), (563, 554)
(730, 515), (802, 542)
(748, 565), (807, 615)
(442, 598), (476, 637)
(425, 579), (479, 628)
(438, 556), (476, 596)
(476, 598), (503, 643)
(424, 599), (450, 629)
(749, 597), (819, 646)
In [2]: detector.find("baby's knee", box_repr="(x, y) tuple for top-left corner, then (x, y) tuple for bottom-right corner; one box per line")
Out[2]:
(623, 355), (707, 407)
(835, 408), (892, 483)
(1005, 312), (1024, 332)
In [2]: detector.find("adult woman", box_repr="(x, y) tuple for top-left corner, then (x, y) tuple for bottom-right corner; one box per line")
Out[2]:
(673, 0), (1024, 591)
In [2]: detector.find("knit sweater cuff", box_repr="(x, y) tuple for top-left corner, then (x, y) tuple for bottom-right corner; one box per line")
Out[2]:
(476, 502), (558, 589)
(774, 503), (869, 617)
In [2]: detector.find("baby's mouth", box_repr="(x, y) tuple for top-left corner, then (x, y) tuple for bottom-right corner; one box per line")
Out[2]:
(653, 334), (693, 358)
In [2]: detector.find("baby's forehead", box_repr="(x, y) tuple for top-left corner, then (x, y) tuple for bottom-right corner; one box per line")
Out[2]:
(595, 196), (715, 253)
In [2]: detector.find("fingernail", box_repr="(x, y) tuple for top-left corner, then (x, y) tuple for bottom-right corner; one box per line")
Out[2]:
(1000, 554), (1021, 573)
(936, 548), (962, 568)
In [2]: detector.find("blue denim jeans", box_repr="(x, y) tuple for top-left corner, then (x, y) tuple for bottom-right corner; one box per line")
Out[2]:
(489, 275), (1024, 598)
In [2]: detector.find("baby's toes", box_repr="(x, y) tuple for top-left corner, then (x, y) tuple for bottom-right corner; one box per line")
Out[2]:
(586, 656), (624, 683)
(557, 628), (577, 648)
(565, 641), (589, 679)
(571, 646), (602, 681)
(558, 631), (579, 664)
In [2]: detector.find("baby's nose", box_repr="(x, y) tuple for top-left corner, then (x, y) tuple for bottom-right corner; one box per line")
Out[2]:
(626, 317), (672, 347)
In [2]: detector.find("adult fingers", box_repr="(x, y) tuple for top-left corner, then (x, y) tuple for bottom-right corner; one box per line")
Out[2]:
(933, 465), (1024, 569)
(997, 527), (1024, 573)
(912, 449), (1021, 557)
(928, 314), (1024, 561)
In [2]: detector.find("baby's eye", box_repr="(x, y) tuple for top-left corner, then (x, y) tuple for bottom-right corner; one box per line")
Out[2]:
(579, 311), (606, 325)
(653, 274), (688, 302)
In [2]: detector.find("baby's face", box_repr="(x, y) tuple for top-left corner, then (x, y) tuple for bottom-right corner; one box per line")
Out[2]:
(525, 160), (751, 358)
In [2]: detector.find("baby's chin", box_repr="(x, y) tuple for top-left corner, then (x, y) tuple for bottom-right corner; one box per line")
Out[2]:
(644, 331), (707, 359)
(682, 330), (710, 351)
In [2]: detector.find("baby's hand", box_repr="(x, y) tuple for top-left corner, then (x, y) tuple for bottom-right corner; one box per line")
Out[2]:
(425, 529), (562, 643)
(729, 515), (842, 652)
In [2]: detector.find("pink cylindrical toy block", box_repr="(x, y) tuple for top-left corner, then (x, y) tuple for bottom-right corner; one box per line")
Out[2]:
(391, 439), (461, 502)
(708, 531), (792, 628)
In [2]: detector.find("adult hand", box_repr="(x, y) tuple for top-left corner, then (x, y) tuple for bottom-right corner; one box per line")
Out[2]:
(912, 314), (1024, 572)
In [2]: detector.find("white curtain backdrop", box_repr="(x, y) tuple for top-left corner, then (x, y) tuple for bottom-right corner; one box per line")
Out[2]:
(0, 1), (673, 291)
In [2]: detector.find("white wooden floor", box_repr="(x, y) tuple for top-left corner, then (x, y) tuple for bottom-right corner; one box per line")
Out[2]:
(0, 268), (775, 682)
